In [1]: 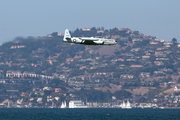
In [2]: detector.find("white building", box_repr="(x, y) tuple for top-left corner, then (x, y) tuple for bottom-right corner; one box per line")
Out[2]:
(37, 97), (42, 102)
(174, 86), (180, 91)
(69, 100), (88, 108)
(43, 86), (52, 91)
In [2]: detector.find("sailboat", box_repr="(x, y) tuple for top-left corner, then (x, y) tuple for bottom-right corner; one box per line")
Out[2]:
(121, 100), (132, 109)
(126, 100), (132, 109)
(61, 101), (66, 108)
(64, 101), (66, 108)
(121, 101), (126, 108)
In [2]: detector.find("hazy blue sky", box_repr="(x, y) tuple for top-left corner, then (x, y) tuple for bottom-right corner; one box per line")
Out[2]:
(0, 0), (180, 45)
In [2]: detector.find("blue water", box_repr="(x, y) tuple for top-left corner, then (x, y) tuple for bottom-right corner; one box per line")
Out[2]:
(0, 108), (180, 120)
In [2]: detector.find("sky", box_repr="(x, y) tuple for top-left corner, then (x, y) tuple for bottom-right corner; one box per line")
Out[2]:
(0, 0), (180, 45)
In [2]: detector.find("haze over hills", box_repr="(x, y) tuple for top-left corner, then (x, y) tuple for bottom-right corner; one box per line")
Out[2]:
(0, 27), (180, 108)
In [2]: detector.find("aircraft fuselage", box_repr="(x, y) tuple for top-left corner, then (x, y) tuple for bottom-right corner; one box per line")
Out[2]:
(63, 37), (117, 45)
(63, 29), (117, 45)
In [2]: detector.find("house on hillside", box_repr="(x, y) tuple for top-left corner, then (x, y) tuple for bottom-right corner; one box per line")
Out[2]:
(55, 88), (62, 92)
(47, 96), (53, 102)
(156, 47), (164, 50)
(132, 38), (142, 43)
(21, 92), (29, 97)
(66, 58), (74, 62)
(139, 72), (150, 78)
(156, 58), (169, 61)
(127, 59), (135, 61)
(111, 35), (120, 39)
(43, 86), (52, 91)
(174, 86), (180, 91)
(10, 45), (26, 49)
(117, 58), (124, 61)
(153, 71), (165, 75)
(82, 28), (91, 31)
(150, 41), (158, 44)
(120, 74), (134, 79)
(130, 65), (143, 68)
(131, 48), (140, 52)
(58, 33), (64, 36)
(97, 30), (104, 33)
(119, 28), (131, 31)
(164, 42), (172, 45)
(6, 70), (22, 78)
(154, 61), (164, 66)
(37, 97), (42, 102)
(142, 56), (150, 59)
(80, 66), (88, 70)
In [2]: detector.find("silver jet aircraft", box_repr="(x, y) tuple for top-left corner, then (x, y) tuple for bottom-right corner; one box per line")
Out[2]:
(63, 29), (117, 45)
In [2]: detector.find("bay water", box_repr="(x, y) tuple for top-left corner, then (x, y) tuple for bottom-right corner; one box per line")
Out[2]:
(0, 108), (179, 120)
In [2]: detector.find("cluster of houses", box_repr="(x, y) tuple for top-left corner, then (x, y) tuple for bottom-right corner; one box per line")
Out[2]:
(0, 86), (64, 108)
(1, 84), (180, 108)
(67, 72), (113, 88)
(6, 70), (54, 79)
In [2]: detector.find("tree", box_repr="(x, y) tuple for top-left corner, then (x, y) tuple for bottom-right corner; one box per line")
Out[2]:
(75, 88), (112, 102)
(101, 26), (104, 30)
(172, 38), (177, 44)
(44, 90), (53, 96)
(113, 90), (132, 99)
(153, 80), (160, 88)
(138, 96), (147, 103)
(43, 50), (50, 59)
(51, 32), (58, 37)
(177, 78), (180, 83)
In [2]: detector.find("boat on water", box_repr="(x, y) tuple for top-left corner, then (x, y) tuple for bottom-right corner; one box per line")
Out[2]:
(61, 101), (66, 108)
(121, 101), (126, 108)
(126, 100), (132, 109)
(120, 100), (132, 109)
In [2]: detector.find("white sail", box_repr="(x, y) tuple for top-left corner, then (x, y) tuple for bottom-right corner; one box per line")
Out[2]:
(64, 101), (66, 108)
(121, 101), (126, 108)
(126, 100), (132, 109)
(61, 101), (66, 108)
(61, 101), (65, 108)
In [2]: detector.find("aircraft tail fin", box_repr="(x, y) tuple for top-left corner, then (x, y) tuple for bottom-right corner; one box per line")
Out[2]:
(64, 29), (71, 39)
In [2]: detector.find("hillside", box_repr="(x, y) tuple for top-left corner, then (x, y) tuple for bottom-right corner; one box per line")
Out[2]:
(0, 27), (180, 108)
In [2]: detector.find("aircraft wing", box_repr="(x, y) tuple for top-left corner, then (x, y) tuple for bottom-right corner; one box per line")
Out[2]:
(79, 37), (99, 41)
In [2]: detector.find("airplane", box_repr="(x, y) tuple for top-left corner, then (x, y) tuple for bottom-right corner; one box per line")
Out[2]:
(63, 29), (117, 45)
